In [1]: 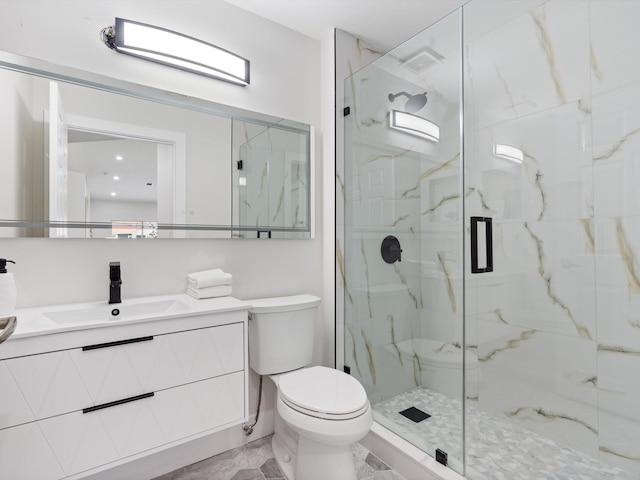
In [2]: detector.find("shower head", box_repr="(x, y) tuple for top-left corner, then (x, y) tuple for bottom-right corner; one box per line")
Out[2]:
(388, 91), (428, 113)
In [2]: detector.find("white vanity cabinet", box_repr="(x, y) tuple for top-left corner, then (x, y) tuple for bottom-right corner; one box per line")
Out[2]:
(0, 307), (248, 480)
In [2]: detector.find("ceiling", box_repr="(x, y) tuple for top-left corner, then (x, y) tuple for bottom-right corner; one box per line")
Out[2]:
(224, 0), (466, 51)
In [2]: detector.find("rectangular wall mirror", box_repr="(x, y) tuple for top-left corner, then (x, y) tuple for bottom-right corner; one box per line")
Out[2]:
(0, 51), (313, 239)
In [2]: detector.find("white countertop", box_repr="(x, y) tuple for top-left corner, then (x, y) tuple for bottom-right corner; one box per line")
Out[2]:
(9, 293), (251, 340)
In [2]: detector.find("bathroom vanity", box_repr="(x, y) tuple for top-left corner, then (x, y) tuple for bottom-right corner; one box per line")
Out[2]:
(0, 294), (250, 479)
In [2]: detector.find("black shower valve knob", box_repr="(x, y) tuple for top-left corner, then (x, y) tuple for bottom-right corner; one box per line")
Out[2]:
(381, 235), (402, 264)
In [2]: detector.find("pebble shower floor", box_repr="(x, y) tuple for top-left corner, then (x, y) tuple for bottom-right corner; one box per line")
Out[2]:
(374, 387), (638, 480)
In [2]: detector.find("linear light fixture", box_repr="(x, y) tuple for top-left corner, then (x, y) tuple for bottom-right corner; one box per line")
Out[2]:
(493, 144), (524, 164)
(101, 18), (250, 86)
(389, 110), (440, 142)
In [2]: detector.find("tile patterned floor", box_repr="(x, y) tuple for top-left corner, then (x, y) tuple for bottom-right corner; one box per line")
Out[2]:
(152, 435), (407, 480)
(374, 387), (639, 480)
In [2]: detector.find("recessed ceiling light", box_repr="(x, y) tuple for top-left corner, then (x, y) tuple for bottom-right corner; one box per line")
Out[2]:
(116, 155), (124, 161)
(110, 192), (117, 196)
(113, 176), (120, 181)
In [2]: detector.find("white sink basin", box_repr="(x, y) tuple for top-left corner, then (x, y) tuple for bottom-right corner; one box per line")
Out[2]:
(43, 299), (188, 324)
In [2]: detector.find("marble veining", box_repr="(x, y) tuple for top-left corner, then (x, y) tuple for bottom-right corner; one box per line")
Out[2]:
(392, 264), (421, 310)
(466, 187), (494, 213)
(530, 6), (567, 105)
(271, 186), (284, 222)
(495, 64), (519, 117)
(391, 214), (410, 227)
(600, 446), (640, 463)
(411, 350), (421, 388)
(577, 97), (592, 115)
(581, 218), (595, 253)
(389, 314), (404, 367)
(259, 162), (267, 196)
(493, 308), (508, 324)
(524, 222), (592, 339)
(362, 326), (377, 384)
(347, 323), (363, 379)
(337, 171), (345, 200)
(522, 150), (547, 220)
(593, 127), (640, 162)
(421, 153), (459, 180)
(505, 406), (598, 435)
(422, 193), (460, 217)
(336, 239), (353, 304)
(356, 38), (386, 60)
(590, 43), (605, 84)
(437, 252), (457, 313)
(564, 371), (597, 387)
(479, 329), (536, 362)
(598, 344), (640, 357)
(360, 238), (373, 318)
(614, 218), (640, 295)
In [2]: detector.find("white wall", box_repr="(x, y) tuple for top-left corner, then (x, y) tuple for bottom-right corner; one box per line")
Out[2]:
(0, 4), (325, 468)
(0, 0), (322, 313)
(91, 199), (156, 225)
(0, 1), (319, 125)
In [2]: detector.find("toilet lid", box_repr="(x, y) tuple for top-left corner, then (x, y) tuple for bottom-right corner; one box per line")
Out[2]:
(278, 366), (369, 419)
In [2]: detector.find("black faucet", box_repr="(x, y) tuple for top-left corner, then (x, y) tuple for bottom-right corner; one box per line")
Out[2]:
(109, 262), (122, 304)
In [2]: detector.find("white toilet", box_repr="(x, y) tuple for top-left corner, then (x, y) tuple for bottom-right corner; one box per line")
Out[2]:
(248, 294), (372, 480)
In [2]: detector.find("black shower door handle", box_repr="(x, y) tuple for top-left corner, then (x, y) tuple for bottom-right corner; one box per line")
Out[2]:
(471, 217), (493, 274)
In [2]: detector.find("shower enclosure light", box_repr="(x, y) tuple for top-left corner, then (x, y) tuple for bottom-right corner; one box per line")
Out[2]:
(101, 18), (250, 86)
(493, 144), (524, 164)
(389, 110), (440, 142)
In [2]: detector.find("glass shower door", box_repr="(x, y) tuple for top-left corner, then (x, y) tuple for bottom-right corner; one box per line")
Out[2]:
(461, 1), (617, 478)
(343, 9), (465, 474)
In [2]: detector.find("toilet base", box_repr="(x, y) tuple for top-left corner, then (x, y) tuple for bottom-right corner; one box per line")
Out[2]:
(296, 434), (358, 480)
(272, 435), (296, 480)
(272, 432), (358, 480)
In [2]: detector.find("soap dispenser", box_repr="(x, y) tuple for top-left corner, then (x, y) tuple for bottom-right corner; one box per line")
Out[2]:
(0, 259), (17, 317)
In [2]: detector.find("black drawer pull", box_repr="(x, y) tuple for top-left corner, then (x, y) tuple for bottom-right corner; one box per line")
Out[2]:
(82, 335), (154, 351)
(83, 392), (154, 414)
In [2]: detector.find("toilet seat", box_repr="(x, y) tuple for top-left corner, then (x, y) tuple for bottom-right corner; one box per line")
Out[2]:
(278, 366), (369, 420)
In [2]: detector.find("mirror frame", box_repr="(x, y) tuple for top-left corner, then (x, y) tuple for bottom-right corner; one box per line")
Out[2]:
(0, 50), (314, 239)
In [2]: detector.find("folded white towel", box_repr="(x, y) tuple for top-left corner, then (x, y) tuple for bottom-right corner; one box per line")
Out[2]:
(187, 285), (233, 299)
(187, 269), (233, 289)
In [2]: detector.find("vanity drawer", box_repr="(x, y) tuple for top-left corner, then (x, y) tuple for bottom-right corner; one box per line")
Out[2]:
(0, 371), (245, 479)
(0, 322), (244, 427)
(0, 422), (65, 480)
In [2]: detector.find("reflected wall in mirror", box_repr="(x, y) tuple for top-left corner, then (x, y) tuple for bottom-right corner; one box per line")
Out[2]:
(0, 51), (312, 239)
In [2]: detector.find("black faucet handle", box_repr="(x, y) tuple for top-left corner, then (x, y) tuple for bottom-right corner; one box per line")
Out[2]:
(109, 262), (121, 282)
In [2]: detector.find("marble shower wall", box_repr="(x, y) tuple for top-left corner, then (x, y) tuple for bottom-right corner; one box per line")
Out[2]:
(342, 0), (640, 476)
(335, 29), (386, 376)
(343, 10), (464, 406)
(464, 0), (640, 475)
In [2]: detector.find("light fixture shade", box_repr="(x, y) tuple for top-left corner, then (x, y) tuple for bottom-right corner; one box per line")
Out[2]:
(493, 143), (524, 163)
(389, 110), (440, 142)
(112, 18), (250, 86)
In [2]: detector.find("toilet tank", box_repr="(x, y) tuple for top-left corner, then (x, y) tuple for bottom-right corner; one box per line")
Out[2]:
(248, 294), (321, 375)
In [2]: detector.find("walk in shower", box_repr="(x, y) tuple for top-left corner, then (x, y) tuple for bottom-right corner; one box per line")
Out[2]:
(342, 1), (640, 478)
